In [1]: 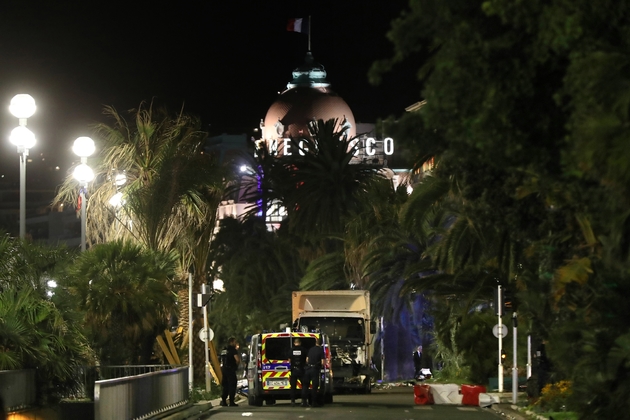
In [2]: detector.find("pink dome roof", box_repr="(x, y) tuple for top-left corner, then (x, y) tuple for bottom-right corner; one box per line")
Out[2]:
(262, 53), (356, 140)
(264, 87), (356, 139)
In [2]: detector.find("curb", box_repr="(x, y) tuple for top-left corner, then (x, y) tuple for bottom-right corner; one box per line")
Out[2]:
(511, 404), (549, 420)
(156, 401), (213, 420)
(491, 404), (529, 420)
(491, 403), (550, 420)
(161, 395), (247, 420)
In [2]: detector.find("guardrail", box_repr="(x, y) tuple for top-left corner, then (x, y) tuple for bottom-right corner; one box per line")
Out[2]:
(65, 365), (180, 400)
(99, 365), (179, 380)
(94, 366), (188, 420)
(0, 369), (36, 413)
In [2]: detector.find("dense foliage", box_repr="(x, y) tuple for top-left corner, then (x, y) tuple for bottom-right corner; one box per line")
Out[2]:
(59, 240), (178, 364)
(0, 234), (94, 402)
(368, 0), (630, 417)
(54, 103), (229, 381)
(5, 3), (629, 414)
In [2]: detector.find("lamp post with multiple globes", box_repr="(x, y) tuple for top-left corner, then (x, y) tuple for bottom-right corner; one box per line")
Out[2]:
(72, 137), (95, 251)
(8, 94), (37, 239)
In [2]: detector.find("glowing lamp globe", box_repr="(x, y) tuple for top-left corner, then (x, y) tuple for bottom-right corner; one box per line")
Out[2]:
(72, 136), (95, 157)
(9, 126), (36, 149)
(114, 173), (127, 186)
(213, 279), (225, 292)
(9, 94), (37, 119)
(109, 192), (124, 208)
(73, 163), (94, 184)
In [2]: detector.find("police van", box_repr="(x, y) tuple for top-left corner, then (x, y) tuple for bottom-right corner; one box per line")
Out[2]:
(246, 331), (333, 406)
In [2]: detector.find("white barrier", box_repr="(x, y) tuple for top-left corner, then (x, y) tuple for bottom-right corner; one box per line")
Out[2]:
(428, 384), (462, 404)
(425, 384), (494, 407)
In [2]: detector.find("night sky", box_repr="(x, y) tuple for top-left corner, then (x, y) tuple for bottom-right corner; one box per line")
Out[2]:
(0, 0), (423, 189)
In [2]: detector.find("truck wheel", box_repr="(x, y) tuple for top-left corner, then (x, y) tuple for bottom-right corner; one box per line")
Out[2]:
(364, 378), (372, 394)
(248, 395), (263, 406)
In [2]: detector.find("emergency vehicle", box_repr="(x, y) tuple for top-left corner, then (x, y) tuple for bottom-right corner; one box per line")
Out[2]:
(246, 331), (333, 406)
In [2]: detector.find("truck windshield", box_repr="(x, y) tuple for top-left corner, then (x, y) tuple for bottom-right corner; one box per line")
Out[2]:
(298, 317), (365, 345)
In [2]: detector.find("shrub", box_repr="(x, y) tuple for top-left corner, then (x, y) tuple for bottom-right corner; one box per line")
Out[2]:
(534, 380), (572, 412)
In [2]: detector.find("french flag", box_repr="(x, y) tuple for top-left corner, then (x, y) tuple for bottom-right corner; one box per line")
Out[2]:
(287, 18), (308, 34)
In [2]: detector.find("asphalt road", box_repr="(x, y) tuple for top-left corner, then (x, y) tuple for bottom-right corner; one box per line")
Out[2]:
(201, 387), (504, 420)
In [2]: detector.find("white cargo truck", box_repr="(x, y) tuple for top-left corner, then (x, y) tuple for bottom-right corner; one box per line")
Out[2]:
(291, 290), (377, 393)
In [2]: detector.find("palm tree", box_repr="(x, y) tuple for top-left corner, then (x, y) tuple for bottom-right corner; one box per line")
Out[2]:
(61, 240), (177, 364)
(0, 231), (74, 294)
(54, 103), (230, 378)
(300, 171), (409, 291)
(0, 232), (94, 400)
(55, 102), (228, 253)
(274, 119), (379, 251)
(208, 217), (305, 339)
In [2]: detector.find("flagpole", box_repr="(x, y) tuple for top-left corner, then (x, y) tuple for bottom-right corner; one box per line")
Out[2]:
(308, 15), (312, 51)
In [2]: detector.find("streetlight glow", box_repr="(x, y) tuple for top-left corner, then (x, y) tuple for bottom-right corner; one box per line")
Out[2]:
(73, 163), (95, 184)
(9, 126), (36, 149)
(9, 94), (37, 120)
(8, 94), (37, 239)
(213, 279), (225, 292)
(114, 173), (127, 186)
(72, 136), (95, 157)
(109, 191), (124, 208)
(73, 136), (95, 252)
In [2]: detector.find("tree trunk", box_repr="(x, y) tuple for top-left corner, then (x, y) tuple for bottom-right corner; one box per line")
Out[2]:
(178, 276), (213, 385)
(177, 288), (190, 365)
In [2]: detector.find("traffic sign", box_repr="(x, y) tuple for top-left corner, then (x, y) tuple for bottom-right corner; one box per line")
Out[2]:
(196, 293), (213, 307)
(198, 327), (214, 342)
(493, 324), (508, 338)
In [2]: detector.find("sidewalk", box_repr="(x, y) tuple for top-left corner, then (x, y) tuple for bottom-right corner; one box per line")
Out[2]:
(492, 403), (555, 420)
(156, 388), (534, 420)
(156, 394), (247, 420)
(491, 404), (531, 420)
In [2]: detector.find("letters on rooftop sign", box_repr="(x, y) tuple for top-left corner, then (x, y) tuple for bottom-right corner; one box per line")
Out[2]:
(258, 137), (395, 158)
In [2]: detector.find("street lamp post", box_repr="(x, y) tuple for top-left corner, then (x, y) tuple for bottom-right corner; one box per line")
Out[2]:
(9, 94), (37, 239)
(108, 173), (127, 239)
(72, 137), (95, 251)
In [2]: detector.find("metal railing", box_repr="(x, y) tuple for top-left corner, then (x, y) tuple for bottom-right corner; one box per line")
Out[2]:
(65, 365), (179, 400)
(0, 369), (36, 412)
(94, 366), (188, 420)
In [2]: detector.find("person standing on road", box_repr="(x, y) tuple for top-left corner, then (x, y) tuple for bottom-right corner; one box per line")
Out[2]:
(220, 337), (241, 407)
(302, 337), (325, 407)
(413, 345), (423, 379)
(290, 337), (307, 406)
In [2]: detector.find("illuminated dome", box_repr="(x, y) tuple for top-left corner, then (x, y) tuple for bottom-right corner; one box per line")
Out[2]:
(262, 52), (356, 140)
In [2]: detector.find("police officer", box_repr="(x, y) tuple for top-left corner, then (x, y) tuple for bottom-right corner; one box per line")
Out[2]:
(220, 337), (241, 407)
(413, 345), (423, 379)
(290, 338), (306, 406)
(301, 337), (325, 407)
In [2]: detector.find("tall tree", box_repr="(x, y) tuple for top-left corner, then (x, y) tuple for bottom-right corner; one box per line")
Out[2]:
(54, 103), (230, 379)
(371, 0), (630, 415)
(274, 119), (379, 253)
(55, 102), (228, 254)
(208, 216), (305, 341)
